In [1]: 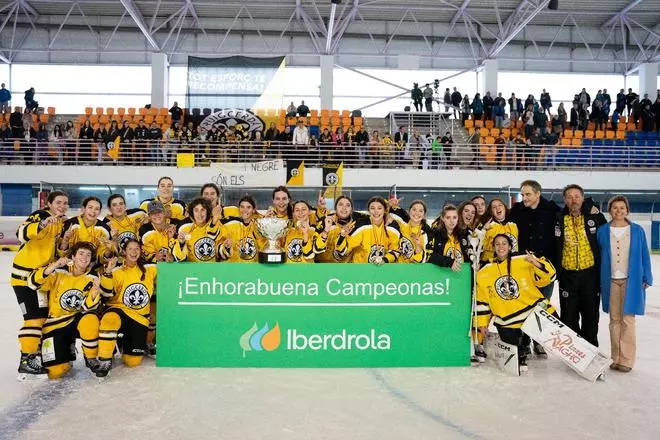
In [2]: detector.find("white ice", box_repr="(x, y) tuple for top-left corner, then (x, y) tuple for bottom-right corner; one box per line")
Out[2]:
(1, 251), (659, 440)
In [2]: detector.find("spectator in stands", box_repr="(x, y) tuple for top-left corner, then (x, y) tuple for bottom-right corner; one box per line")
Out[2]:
(579, 103), (590, 134)
(24, 87), (38, 112)
(631, 97), (641, 129)
(430, 134), (444, 169)
(641, 103), (654, 133)
(443, 88), (451, 113)
(105, 120), (121, 162)
(278, 126), (293, 159)
(540, 89), (552, 115)
(9, 106), (23, 139)
(410, 130), (426, 169)
(508, 93), (518, 121)
(79, 120), (94, 164)
(556, 102), (567, 135)
(423, 84), (434, 112)
(332, 127), (345, 162)
(0, 121), (12, 163)
(640, 93), (652, 110)
(471, 93), (484, 121)
(134, 120), (148, 164)
(319, 127), (332, 161)
(483, 92), (494, 121)
(344, 126), (355, 164)
(119, 120), (135, 164)
(534, 107), (548, 135)
(461, 95), (471, 124)
(297, 101), (310, 117)
(611, 109), (620, 133)
(355, 126), (369, 162)
(524, 107), (534, 138)
(148, 121), (162, 164)
(286, 102), (296, 117)
(493, 101), (505, 129)
(451, 87), (462, 118)
(0, 83), (10, 114)
(381, 132), (394, 167)
(169, 101), (183, 123)
(511, 132), (525, 171)
(578, 88), (591, 107)
(616, 89), (626, 114)
(441, 131), (453, 168)
(526, 128), (542, 170)
(592, 99), (604, 131)
(61, 120), (75, 164)
(494, 132), (506, 169)
(367, 130), (380, 168)
(92, 123), (107, 163)
(394, 126), (408, 168)
(653, 97), (660, 135)
(411, 83), (423, 112)
(292, 120), (309, 148)
(524, 94), (535, 110)
(34, 123), (49, 164)
(602, 89), (612, 120)
(570, 102), (579, 135)
(626, 88), (637, 117)
(163, 122), (180, 165)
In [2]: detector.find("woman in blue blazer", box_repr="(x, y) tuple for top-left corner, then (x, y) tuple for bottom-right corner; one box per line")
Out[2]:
(597, 195), (653, 372)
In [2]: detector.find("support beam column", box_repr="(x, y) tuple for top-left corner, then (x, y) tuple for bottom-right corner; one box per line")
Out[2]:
(481, 58), (498, 95)
(320, 54), (334, 111)
(638, 62), (658, 99)
(151, 52), (168, 108)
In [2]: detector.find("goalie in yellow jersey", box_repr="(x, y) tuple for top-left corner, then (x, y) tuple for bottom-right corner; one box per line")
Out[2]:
(96, 239), (156, 378)
(475, 234), (557, 371)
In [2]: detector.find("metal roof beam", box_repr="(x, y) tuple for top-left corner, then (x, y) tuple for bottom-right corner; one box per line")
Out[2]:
(488, 0), (550, 59)
(119, 0), (160, 51)
(602, 0), (645, 28)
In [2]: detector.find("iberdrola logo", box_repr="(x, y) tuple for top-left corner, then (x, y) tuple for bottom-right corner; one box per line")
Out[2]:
(240, 322), (281, 357)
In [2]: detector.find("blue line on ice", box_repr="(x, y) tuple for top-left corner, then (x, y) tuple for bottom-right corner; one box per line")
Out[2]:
(370, 369), (488, 440)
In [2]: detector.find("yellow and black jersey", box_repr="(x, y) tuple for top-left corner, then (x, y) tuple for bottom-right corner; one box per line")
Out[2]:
(138, 221), (185, 263)
(177, 220), (221, 262)
(217, 217), (266, 263)
(428, 229), (471, 267)
(139, 197), (187, 221)
(481, 221), (519, 263)
(60, 216), (113, 263)
(215, 205), (240, 220)
(389, 207), (432, 263)
(335, 218), (401, 264)
(283, 227), (327, 264)
(100, 264), (157, 327)
(313, 215), (353, 263)
(11, 210), (65, 287)
(475, 255), (556, 330)
(104, 208), (146, 249)
(28, 266), (99, 333)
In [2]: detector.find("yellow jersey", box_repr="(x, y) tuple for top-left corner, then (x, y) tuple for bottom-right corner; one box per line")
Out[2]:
(60, 216), (113, 263)
(11, 209), (64, 287)
(29, 266), (99, 333)
(100, 263), (157, 327)
(335, 217), (401, 264)
(138, 221), (185, 262)
(283, 227), (327, 264)
(177, 220), (221, 262)
(481, 221), (519, 263)
(217, 217), (266, 263)
(475, 255), (556, 329)
(103, 208), (146, 249)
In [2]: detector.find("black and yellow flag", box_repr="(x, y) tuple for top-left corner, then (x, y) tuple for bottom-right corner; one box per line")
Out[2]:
(322, 161), (343, 198)
(286, 159), (305, 186)
(106, 136), (121, 160)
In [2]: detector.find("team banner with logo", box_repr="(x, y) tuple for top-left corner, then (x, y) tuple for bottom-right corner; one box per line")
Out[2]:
(322, 161), (343, 199)
(156, 263), (472, 368)
(186, 56), (286, 110)
(208, 159), (286, 187)
(286, 159), (305, 186)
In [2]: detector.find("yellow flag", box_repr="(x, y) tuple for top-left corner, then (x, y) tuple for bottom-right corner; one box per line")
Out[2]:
(106, 136), (121, 160)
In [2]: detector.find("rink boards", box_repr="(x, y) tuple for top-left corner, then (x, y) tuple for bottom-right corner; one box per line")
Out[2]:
(156, 263), (472, 368)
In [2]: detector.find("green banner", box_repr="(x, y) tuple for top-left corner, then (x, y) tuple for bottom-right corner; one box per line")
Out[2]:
(156, 263), (472, 368)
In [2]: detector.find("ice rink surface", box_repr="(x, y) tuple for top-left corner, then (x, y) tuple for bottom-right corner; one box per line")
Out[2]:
(0, 252), (659, 440)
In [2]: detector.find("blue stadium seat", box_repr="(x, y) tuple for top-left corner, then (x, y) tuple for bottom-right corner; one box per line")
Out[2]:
(647, 132), (658, 141)
(637, 131), (647, 140)
(310, 125), (320, 137)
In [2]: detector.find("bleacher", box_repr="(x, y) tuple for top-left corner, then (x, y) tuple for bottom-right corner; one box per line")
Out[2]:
(2, 106), (57, 130)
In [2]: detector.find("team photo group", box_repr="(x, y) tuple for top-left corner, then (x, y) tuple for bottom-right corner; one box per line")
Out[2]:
(10, 176), (653, 380)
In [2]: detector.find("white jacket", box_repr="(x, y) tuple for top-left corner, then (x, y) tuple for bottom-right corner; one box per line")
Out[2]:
(292, 126), (309, 145)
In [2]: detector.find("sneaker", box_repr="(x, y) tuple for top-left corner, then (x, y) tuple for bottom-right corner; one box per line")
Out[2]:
(85, 358), (100, 373)
(474, 344), (487, 363)
(18, 353), (47, 375)
(95, 360), (112, 378)
(533, 342), (547, 358)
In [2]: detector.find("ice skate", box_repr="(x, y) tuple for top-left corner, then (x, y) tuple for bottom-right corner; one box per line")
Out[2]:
(95, 359), (112, 379)
(17, 353), (47, 381)
(474, 344), (487, 363)
(85, 358), (100, 374)
(533, 342), (547, 359)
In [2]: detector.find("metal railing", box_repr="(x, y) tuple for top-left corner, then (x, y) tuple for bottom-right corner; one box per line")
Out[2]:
(0, 138), (659, 170)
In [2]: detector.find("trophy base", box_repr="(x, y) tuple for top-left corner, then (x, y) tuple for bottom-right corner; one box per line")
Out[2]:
(258, 251), (285, 264)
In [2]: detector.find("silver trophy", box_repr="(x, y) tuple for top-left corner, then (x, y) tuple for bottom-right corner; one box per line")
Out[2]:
(256, 217), (290, 264)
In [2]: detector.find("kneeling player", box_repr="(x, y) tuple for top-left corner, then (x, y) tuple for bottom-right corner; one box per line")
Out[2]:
(475, 234), (557, 371)
(97, 239), (156, 377)
(28, 242), (101, 379)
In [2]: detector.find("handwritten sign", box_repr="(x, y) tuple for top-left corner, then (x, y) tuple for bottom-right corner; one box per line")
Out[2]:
(210, 160), (286, 187)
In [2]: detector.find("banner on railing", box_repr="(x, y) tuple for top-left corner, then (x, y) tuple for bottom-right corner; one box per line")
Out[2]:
(156, 263), (472, 368)
(322, 161), (343, 198)
(286, 159), (304, 186)
(209, 160), (286, 187)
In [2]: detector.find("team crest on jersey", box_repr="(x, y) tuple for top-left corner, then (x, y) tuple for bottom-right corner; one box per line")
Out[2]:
(368, 245), (386, 264)
(287, 238), (304, 260)
(60, 289), (84, 311)
(239, 237), (257, 260)
(446, 248), (464, 264)
(123, 283), (150, 309)
(494, 276), (520, 300)
(116, 231), (137, 249)
(399, 237), (414, 259)
(194, 237), (216, 261)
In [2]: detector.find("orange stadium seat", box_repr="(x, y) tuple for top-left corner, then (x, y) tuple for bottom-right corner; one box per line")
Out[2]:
(605, 131), (615, 139)
(85, 107), (93, 116)
(490, 128), (500, 137)
(117, 108), (126, 116)
(616, 131), (625, 140)
(563, 131), (573, 139)
(159, 107), (168, 116)
(106, 108), (115, 116)
(595, 130), (605, 139)
(571, 138), (582, 146)
(464, 120), (474, 129)
(561, 138), (571, 146)
(485, 120), (494, 129)
(128, 107), (136, 116)
(95, 107), (104, 115)
(139, 107), (147, 116)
